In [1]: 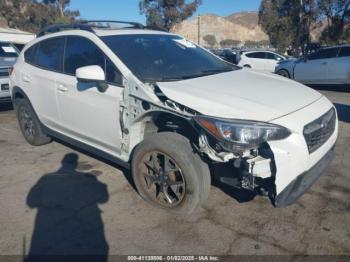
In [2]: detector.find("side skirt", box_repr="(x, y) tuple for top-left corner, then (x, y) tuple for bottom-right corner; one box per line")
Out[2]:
(42, 125), (130, 170)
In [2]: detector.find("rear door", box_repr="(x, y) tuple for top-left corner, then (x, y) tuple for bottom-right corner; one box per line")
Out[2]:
(328, 46), (350, 84)
(245, 52), (268, 71)
(56, 35), (124, 156)
(21, 37), (65, 127)
(294, 48), (339, 84)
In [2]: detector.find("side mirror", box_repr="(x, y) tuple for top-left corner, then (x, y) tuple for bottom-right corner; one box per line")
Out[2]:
(76, 65), (108, 93)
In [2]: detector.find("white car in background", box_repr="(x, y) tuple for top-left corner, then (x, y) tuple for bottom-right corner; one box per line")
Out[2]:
(0, 42), (18, 104)
(275, 45), (350, 84)
(238, 51), (286, 72)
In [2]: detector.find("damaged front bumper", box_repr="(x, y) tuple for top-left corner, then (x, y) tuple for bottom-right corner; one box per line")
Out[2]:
(275, 145), (335, 207)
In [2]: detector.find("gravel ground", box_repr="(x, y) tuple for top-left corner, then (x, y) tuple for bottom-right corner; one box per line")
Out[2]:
(0, 88), (349, 258)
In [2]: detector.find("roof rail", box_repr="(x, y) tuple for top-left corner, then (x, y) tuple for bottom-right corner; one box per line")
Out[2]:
(37, 23), (95, 37)
(79, 20), (144, 29)
(37, 20), (167, 37)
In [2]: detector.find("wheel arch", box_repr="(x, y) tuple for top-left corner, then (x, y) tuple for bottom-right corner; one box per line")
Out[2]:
(11, 86), (29, 107)
(127, 110), (201, 162)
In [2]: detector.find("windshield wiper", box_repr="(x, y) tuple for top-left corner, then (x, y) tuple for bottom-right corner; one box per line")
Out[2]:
(159, 68), (234, 82)
(201, 68), (233, 74)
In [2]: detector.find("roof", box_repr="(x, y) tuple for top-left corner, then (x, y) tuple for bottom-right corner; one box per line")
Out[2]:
(94, 29), (174, 37)
(37, 21), (173, 38)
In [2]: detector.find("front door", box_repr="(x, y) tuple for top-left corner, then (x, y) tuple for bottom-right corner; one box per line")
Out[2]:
(56, 36), (124, 156)
(294, 48), (339, 84)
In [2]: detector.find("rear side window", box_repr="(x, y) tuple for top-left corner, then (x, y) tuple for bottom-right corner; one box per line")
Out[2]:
(35, 37), (65, 71)
(24, 45), (38, 64)
(338, 46), (350, 57)
(64, 36), (123, 86)
(246, 52), (266, 59)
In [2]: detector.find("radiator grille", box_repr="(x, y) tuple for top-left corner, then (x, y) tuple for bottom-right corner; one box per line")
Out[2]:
(303, 108), (336, 154)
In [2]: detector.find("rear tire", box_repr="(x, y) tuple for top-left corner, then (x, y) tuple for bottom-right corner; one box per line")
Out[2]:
(16, 99), (52, 146)
(131, 132), (211, 214)
(277, 69), (290, 78)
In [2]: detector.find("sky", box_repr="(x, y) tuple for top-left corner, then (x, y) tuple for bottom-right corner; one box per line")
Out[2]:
(69, 0), (262, 24)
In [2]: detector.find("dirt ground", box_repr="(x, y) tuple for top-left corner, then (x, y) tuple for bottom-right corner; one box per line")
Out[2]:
(0, 88), (349, 258)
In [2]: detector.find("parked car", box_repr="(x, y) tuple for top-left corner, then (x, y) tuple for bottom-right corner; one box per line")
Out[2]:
(212, 49), (239, 64)
(238, 50), (286, 72)
(10, 21), (338, 214)
(275, 45), (350, 85)
(0, 42), (18, 103)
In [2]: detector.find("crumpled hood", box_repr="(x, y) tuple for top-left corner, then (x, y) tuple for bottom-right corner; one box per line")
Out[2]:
(157, 69), (322, 122)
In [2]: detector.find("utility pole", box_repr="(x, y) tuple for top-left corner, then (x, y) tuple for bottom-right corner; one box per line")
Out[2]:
(197, 15), (201, 46)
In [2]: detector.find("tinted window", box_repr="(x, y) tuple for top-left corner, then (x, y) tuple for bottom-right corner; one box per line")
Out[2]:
(266, 52), (284, 61)
(246, 52), (266, 59)
(64, 36), (123, 85)
(0, 43), (19, 58)
(105, 59), (123, 85)
(102, 34), (237, 83)
(35, 37), (65, 71)
(338, 46), (350, 57)
(24, 45), (38, 64)
(64, 36), (105, 75)
(309, 48), (339, 60)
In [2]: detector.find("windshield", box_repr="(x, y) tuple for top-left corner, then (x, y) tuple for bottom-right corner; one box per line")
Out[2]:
(102, 34), (238, 82)
(0, 43), (19, 58)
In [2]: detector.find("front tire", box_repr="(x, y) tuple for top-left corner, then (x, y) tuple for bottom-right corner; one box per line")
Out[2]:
(16, 99), (52, 146)
(131, 132), (211, 214)
(277, 69), (290, 78)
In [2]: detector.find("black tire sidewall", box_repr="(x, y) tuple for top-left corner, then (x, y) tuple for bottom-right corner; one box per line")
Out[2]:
(132, 133), (209, 214)
(16, 99), (49, 146)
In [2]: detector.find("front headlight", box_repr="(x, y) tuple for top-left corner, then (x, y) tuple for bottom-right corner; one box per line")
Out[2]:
(194, 116), (291, 152)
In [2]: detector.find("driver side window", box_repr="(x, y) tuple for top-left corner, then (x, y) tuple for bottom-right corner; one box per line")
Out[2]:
(64, 36), (123, 86)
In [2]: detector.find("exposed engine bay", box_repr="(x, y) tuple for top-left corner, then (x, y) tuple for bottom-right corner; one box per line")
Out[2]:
(120, 81), (277, 204)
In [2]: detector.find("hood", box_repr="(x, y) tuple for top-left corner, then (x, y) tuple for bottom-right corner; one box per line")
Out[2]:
(157, 69), (322, 122)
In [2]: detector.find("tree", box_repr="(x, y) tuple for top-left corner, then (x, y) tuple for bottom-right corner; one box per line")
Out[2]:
(43, 0), (71, 17)
(203, 34), (217, 47)
(220, 39), (241, 47)
(139, 0), (202, 31)
(0, 0), (79, 33)
(319, 0), (350, 44)
(259, 0), (318, 55)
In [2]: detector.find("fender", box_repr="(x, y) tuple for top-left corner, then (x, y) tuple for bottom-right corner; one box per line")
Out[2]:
(11, 86), (31, 107)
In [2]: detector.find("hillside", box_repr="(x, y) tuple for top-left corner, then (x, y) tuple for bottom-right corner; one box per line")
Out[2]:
(172, 12), (269, 46)
(225, 11), (259, 30)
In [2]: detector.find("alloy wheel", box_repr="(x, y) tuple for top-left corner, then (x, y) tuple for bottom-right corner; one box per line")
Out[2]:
(139, 151), (186, 207)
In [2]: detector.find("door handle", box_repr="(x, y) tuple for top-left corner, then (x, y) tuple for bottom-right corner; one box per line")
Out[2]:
(322, 62), (328, 65)
(57, 84), (68, 92)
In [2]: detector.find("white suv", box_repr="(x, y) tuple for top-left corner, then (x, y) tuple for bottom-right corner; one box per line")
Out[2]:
(10, 21), (338, 214)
